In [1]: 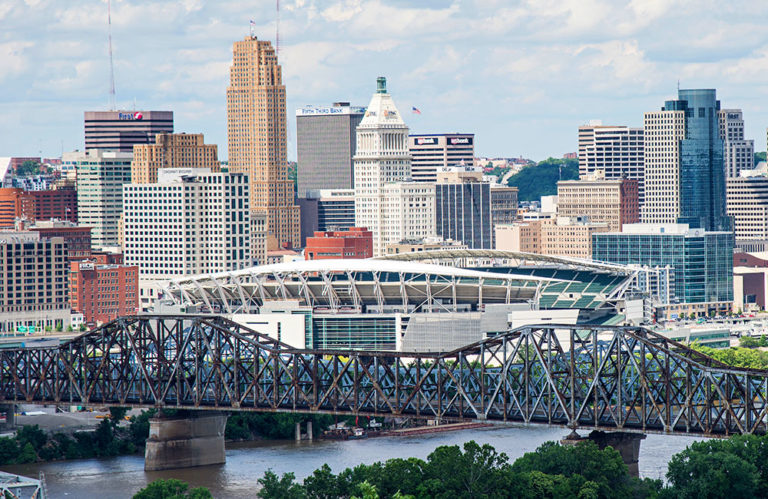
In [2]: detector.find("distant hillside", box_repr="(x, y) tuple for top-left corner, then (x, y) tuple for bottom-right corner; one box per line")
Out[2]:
(506, 158), (579, 201)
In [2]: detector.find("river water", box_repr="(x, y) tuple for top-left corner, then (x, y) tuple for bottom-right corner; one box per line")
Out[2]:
(3, 424), (702, 498)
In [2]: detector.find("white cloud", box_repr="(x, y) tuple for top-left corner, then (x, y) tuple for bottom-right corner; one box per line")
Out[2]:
(2, 0), (768, 160)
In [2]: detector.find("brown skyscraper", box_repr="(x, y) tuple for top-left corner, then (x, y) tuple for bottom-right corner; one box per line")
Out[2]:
(227, 36), (300, 255)
(131, 132), (220, 184)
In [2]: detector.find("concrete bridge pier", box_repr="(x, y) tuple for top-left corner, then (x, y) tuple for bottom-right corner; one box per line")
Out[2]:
(295, 421), (314, 441)
(0, 404), (14, 430)
(144, 411), (228, 471)
(561, 430), (646, 477)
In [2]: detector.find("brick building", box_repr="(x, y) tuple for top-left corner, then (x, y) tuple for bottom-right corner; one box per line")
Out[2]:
(25, 220), (91, 261)
(0, 187), (77, 228)
(305, 227), (373, 260)
(69, 260), (139, 326)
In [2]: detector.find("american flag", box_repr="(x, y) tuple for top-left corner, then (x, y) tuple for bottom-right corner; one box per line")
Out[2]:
(411, 106), (421, 115)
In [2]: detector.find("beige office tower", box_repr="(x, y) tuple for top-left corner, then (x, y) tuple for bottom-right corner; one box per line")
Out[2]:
(226, 36), (300, 255)
(718, 109), (753, 178)
(131, 133), (220, 184)
(641, 109), (685, 224)
(578, 123), (644, 203)
(354, 77), (435, 256)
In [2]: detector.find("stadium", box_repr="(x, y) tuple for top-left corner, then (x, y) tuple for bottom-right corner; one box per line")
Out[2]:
(159, 250), (649, 352)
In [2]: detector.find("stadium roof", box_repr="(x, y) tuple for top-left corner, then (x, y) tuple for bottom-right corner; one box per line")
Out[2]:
(377, 249), (638, 275)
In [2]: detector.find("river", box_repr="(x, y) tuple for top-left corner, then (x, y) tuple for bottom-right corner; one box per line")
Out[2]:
(3, 424), (702, 498)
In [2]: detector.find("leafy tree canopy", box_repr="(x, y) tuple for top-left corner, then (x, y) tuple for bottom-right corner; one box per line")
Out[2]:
(506, 157), (579, 201)
(132, 478), (212, 499)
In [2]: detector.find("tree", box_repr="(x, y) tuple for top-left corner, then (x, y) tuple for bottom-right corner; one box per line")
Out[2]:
(257, 471), (305, 499)
(511, 440), (635, 498)
(16, 425), (47, 453)
(15, 160), (44, 177)
(739, 335), (760, 348)
(755, 152), (767, 167)
(666, 445), (759, 498)
(303, 464), (340, 499)
(133, 479), (212, 499)
(351, 481), (379, 499)
(421, 440), (511, 497)
(506, 157), (579, 201)
(0, 437), (18, 464)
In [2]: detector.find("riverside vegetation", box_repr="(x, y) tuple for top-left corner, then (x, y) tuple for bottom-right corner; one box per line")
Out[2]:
(0, 409), (334, 464)
(256, 434), (768, 499)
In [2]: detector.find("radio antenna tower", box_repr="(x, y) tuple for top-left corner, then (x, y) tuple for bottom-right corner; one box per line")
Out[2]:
(276, 0), (280, 56)
(107, 0), (116, 110)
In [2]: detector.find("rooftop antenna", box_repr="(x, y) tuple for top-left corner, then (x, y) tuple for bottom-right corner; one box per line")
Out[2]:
(107, 0), (116, 110)
(276, 0), (280, 55)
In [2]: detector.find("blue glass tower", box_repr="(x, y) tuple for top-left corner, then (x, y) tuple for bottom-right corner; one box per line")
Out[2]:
(664, 89), (729, 232)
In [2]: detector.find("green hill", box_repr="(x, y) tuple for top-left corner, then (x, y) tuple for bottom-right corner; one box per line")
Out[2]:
(507, 158), (579, 201)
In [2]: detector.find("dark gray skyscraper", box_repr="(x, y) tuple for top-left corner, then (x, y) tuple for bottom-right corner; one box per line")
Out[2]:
(435, 167), (493, 249)
(84, 110), (173, 152)
(296, 103), (365, 198)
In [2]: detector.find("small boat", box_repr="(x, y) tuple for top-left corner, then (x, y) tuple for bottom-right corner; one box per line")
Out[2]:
(348, 427), (368, 439)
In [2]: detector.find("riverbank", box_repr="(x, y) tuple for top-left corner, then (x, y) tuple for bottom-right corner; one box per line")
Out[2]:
(1, 424), (704, 498)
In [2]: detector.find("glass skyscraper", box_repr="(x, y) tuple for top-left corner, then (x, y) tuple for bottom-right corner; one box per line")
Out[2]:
(592, 224), (733, 306)
(672, 90), (728, 231)
(642, 89), (731, 232)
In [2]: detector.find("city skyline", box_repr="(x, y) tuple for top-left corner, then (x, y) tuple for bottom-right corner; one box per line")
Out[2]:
(2, 1), (768, 161)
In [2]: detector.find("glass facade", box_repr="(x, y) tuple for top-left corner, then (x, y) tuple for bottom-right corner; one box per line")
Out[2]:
(592, 228), (733, 304)
(665, 89), (729, 232)
(436, 183), (492, 249)
(311, 316), (397, 350)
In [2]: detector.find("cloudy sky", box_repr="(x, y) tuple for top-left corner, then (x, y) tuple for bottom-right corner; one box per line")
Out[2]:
(2, 0), (768, 161)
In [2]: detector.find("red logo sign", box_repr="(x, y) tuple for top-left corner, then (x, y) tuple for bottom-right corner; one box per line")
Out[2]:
(133, 112), (143, 120)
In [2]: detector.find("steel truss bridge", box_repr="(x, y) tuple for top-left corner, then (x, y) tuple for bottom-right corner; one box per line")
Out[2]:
(2, 315), (767, 437)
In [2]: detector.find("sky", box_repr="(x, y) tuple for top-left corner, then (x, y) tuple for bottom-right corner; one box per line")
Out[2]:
(2, 0), (768, 162)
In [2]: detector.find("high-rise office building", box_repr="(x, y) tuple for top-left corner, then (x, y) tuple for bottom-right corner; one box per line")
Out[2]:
(0, 232), (69, 332)
(578, 123), (645, 203)
(642, 89), (729, 232)
(557, 172), (639, 232)
(296, 103), (365, 197)
(719, 109), (754, 178)
(490, 185), (518, 227)
(354, 77), (435, 256)
(409, 134), (474, 183)
(540, 217), (609, 259)
(131, 132), (219, 184)
(593, 223), (733, 316)
(227, 35), (300, 250)
(298, 189), (356, 247)
(726, 173), (768, 241)
(67, 149), (132, 249)
(84, 111), (173, 152)
(435, 167), (493, 249)
(123, 169), (251, 309)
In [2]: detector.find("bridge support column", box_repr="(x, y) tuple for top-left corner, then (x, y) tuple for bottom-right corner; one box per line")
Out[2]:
(295, 422), (301, 441)
(307, 421), (313, 441)
(144, 411), (227, 471)
(0, 404), (14, 430)
(561, 430), (646, 477)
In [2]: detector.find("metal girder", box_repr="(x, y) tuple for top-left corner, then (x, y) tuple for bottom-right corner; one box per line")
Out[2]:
(0, 317), (767, 437)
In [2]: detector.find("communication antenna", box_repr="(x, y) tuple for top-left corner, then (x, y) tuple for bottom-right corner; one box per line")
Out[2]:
(107, 0), (116, 110)
(276, 0), (280, 55)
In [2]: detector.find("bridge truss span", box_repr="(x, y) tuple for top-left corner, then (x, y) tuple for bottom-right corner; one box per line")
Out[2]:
(1, 316), (766, 437)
